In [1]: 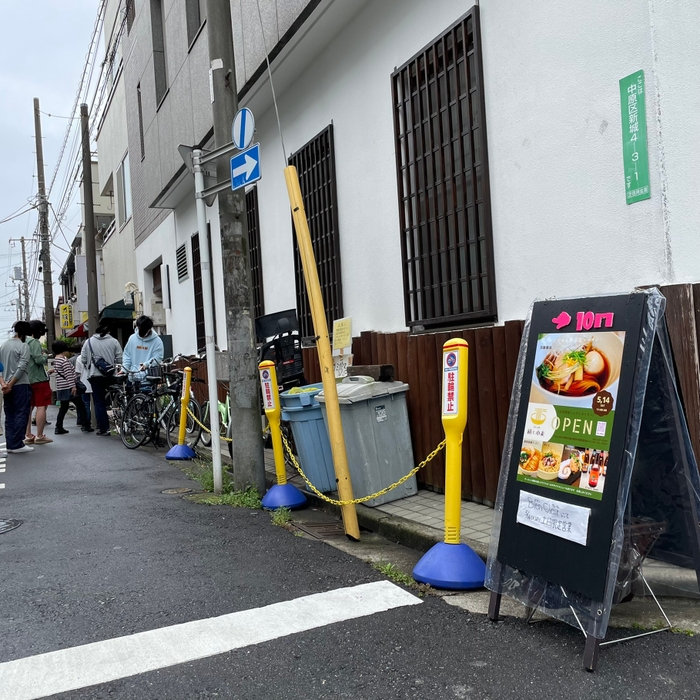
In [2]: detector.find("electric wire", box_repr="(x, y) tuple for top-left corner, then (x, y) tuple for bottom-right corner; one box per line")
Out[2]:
(254, 0), (287, 161)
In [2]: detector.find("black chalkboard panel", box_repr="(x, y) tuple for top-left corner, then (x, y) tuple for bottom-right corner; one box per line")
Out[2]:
(497, 294), (647, 601)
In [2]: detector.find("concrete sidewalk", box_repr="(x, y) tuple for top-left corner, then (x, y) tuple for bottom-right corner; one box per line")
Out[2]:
(262, 450), (700, 603)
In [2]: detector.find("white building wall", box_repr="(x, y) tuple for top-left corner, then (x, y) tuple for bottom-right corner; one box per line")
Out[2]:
(135, 197), (228, 355)
(246, 0), (699, 330)
(102, 220), (137, 305)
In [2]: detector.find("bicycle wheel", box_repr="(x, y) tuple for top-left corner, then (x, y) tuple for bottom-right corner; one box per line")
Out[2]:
(110, 389), (129, 435)
(120, 395), (151, 449)
(166, 398), (202, 449)
(199, 401), (212, 447)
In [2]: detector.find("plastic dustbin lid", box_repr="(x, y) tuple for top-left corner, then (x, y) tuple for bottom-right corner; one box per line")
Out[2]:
(317, 376), (409, 405)
(280, 383), (324, 408)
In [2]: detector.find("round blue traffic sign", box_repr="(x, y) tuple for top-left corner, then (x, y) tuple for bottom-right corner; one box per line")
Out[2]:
(232, 108), (255, 150)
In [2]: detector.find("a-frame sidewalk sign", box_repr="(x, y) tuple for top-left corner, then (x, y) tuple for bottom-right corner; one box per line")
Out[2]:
(485, 289), (700, 671)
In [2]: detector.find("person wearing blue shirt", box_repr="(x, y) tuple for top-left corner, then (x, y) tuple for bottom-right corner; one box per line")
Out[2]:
(122, 316), (164, 380)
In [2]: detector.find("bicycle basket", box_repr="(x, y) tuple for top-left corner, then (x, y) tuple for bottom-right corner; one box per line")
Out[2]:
(146, 363), (165, 380)
(273, 335), (304, 382)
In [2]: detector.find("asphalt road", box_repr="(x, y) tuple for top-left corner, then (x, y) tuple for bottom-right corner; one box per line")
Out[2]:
(1, 407), (699, 699)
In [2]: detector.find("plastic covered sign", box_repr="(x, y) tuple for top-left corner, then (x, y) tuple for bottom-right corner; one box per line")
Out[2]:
(486, 289), (700, 653)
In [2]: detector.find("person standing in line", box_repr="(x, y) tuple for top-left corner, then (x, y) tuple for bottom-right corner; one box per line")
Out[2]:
(81, 321), (122, 436)
(122, 315), (164, 380)
(52, 340), (88, 434)
(74, 347), (93, 432)
(25, 320), (53, 445)
(0, 321), (33, 454)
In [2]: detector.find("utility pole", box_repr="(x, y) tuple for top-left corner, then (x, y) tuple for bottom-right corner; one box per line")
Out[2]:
(20, 237), (30, 320)
(16, 285), (23, 322)
(33, 98), (55, 348)
(80, 103), (100, 335)
(205, 0), (265, 492)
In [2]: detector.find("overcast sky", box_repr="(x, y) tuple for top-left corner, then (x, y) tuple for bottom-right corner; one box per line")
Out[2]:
(0, 0), (98, 335)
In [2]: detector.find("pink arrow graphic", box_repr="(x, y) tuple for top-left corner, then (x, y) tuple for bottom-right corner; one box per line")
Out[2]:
(552, 311), (571, 330)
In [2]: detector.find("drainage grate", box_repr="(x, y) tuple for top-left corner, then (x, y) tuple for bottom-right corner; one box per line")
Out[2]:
(161, 487), (193, 495)
(0, 519), (22, 535)
(293, 521), (346, 540)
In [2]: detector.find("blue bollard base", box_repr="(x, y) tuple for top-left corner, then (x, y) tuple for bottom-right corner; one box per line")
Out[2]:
(165, 444), (197, 460)
(412, 542), (486, 590)
(262, 483), (307, 510)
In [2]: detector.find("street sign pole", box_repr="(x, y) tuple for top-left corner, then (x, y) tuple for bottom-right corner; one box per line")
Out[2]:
(192, 148), (223, 493)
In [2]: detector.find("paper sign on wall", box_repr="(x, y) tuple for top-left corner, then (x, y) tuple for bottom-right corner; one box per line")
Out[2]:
(516, 491), (590, 546)
(332, 317), (352, 356)
(333, 353), (353, 379)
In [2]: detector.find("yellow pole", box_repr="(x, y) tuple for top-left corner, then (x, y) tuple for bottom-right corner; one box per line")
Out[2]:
(441, 339), (469, 544)
(178, 366), (193, 446)
(284, 165), (360, 540)
(259, 360), (287, 486)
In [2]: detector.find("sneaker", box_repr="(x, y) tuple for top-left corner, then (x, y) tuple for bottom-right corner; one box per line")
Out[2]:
(96, 430), (111, 436)
(34, 436), (53, 444)
(24, 436), (35, 444)
(8, 445), (34, 453)
(81, 427), (94, 433)
(54, 427), (69, 435)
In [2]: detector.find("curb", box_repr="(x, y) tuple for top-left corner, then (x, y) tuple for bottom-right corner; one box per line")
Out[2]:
(263, 472), (490, 561)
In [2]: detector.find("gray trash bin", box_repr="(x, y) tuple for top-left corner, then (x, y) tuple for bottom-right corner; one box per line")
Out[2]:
(317, 376), (416, 507)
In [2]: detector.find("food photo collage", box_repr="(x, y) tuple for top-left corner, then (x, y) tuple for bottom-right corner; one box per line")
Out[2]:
(515, 330), (625, 501)
(519, 442), (608, 495)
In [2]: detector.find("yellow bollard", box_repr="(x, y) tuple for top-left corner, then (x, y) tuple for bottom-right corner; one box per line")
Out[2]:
(259, 360), (306, 510)
(179, 367), (193, 445)
(442, 339), (469, 544)
(166, 366), (196, 460)
(284, 165), (360, 539)
(412, 338), (485, 589)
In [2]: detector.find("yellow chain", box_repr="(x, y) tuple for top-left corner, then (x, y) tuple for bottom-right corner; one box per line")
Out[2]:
(187, 407), (234, 442)
(281, 431), (446, 506)
(189, 406), (445, 505)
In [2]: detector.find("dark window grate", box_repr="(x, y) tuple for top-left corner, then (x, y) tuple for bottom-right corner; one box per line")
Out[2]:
(391, 7), (496, 329)
(126, 0), (135, 33)
(176, 243), (188, 281)
(152, 264), (162, 295)
(245, 186), (265, 319)
(191, 228), (216, 353)
(288, 124), (343, 338)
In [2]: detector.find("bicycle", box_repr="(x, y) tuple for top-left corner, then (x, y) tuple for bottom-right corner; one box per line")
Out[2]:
(200, 383), (230, 449)
(120, 360), (203, 450)
(105, 365), (146, 435)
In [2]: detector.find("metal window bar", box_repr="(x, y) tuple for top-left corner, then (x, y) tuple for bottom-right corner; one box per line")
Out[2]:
(245, 186), (265, 319)
(191, 227), (217, 353)
(391, 7), (496, 329)
(191, 232), (205, 353)
(175, 243), (188, 281)
(288, 124), (343, 339)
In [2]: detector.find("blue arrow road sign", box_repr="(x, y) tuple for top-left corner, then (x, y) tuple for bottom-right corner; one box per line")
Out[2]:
(230, 143), (262, 191)
(231, 108), (255, 150)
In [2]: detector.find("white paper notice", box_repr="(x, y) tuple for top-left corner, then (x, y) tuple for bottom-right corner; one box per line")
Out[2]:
(516, 491), (591, 546)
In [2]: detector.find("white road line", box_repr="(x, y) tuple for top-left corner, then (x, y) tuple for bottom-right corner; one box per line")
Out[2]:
(0, 580), (420, 700)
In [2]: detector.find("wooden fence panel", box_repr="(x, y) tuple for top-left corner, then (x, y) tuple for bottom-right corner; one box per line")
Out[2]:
(492, 325), (510, 455)
(298, 322), (524, 502)
(474, 327), (500, 504)
(406, 334), (425, 475)
(660, 284), (700, 460)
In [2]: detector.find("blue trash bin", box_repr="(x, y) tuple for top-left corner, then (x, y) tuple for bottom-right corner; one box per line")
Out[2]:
(280, 383), (336, 493)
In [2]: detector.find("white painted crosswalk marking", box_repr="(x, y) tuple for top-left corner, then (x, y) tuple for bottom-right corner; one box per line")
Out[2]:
(0, 580), (421, 700)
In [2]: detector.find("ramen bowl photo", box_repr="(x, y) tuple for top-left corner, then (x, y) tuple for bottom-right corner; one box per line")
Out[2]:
(530, 333), (624, 408)
(537, 443), (563, 480)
